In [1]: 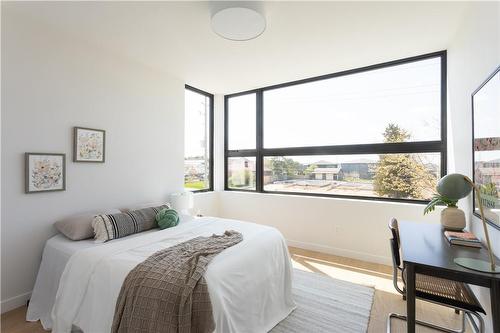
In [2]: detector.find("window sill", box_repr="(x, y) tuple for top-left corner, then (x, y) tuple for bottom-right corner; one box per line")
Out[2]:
(222, 188), (430, 206)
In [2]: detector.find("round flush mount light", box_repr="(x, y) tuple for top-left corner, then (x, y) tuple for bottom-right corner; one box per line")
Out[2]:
(211, 7), (266, 41)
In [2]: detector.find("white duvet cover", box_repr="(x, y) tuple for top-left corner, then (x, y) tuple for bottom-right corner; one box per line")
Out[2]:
(29, 217), (295, 333)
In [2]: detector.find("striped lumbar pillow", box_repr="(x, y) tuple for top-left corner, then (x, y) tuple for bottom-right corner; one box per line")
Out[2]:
(93, 204), (170, 242)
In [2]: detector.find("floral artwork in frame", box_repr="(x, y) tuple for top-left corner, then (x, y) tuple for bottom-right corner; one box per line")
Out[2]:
(25, 153), (66, 193)
(74, 127), (105, 163)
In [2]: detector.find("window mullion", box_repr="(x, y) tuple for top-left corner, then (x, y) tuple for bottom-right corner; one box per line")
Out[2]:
(440, 53), (448, 178)
(261, 141), (444, 157)
(226, 150), (258, 157)
(224, 96), (229, 190)
(256, 90), (264, 192)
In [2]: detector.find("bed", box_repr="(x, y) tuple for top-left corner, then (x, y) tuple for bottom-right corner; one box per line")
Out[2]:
(27, 216), (296, 333)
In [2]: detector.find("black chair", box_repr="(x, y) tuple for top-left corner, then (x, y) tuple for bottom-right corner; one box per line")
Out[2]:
(388, 218), (485, 333)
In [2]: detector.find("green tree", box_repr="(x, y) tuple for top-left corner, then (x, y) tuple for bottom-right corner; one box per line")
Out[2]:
(382, 123), (410, 143)
(374, 124), (436, 199)
(304, 164), (317, 178)
(269, 157), (303, 180)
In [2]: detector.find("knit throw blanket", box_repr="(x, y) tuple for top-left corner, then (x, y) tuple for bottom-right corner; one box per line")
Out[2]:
(111, 230), (243, 333)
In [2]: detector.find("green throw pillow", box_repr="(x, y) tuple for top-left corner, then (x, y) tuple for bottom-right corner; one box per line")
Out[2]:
(155, 208), (179, 230)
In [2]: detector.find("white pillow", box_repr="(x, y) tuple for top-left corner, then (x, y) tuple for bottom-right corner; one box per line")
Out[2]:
(54, 209), (121, 240)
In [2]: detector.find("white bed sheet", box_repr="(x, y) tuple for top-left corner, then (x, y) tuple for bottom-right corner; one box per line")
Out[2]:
(27, 216), (295, 333)
(26, 227), (159, 330)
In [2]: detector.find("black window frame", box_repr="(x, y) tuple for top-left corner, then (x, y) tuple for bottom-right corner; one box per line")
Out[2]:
(224, 51), (447, 203)
(184, 84), (214, 193)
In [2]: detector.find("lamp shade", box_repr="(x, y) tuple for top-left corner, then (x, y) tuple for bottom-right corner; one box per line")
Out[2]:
(436, 173), (473, 200)
(170, 191), (194, 211)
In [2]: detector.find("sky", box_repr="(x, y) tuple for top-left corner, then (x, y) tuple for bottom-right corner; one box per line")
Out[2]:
(185, 89), (210, 158)
(187, 57), (445, 166)
(474, 71), (500, 139)
(474, 71), (500, 164)
(228, 57), (441, 152)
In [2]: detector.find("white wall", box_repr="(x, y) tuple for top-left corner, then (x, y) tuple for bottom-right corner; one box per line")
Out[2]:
(218, 193), (440, 265)
(1, 9), (185, 312)
(448, 2), (500, 331)
(193, 192), (219, 217)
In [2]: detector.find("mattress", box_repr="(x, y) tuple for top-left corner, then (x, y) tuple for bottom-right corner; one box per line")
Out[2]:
(26, 228), (158, 330)
(27, 216), (295, 333)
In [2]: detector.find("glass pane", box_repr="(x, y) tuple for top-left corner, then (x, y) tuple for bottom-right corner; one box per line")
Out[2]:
(228, 94), (256, 150)
(264, 153), (440, 200)
(228, 157), (256, 190)
(264, 57), (441, 148)
(184, 89), (211, 191)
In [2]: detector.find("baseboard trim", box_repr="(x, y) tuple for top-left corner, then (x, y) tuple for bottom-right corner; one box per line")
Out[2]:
(1, 291), (31, 314)
(286, 239), (392, 266)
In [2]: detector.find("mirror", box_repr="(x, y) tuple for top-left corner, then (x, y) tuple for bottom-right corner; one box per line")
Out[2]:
(472, 65), (500, 229)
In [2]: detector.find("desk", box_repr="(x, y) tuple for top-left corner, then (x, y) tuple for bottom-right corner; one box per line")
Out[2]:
(399, 221), (500, 333)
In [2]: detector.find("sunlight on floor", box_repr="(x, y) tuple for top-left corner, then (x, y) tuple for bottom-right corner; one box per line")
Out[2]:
(290, 251), (399, 294)
(289, 247), (474, 333)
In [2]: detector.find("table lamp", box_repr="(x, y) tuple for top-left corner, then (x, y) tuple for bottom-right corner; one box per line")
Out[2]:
(437, 173), (499, 273)
(170, 191), (194, 215)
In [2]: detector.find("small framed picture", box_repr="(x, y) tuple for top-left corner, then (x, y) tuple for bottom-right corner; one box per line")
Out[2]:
(25, 153), (66, 193)
(74, 127), (105, 163)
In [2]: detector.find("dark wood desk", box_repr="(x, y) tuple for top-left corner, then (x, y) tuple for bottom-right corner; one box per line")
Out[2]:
(399, 221), (500, 333)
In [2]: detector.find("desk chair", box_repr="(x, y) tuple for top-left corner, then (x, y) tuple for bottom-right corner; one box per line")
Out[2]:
(388, 218), (485, 333)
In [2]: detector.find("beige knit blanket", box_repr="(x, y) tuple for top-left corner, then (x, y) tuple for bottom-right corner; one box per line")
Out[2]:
(111, 230), (243, 333)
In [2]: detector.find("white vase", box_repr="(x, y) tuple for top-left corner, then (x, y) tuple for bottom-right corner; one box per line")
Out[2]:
(440, 207), (466, 231)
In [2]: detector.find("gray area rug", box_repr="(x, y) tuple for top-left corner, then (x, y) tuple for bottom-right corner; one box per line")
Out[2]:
(271, 269), (375, 333)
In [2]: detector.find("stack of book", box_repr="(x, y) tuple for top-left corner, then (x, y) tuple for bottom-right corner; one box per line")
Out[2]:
(444, 231), (482, 248)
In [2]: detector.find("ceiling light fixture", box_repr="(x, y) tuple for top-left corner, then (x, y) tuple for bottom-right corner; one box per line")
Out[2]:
(211, 4), (266, 41)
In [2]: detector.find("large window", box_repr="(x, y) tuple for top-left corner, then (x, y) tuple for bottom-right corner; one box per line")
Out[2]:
(184, 85), (213, 192)
(225, 52), (447, 202)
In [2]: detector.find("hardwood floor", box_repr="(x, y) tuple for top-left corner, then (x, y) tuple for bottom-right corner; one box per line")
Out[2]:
(289, 247), (472, 333)
(1, 246), (472, 333)
(1, 306), (45, 333)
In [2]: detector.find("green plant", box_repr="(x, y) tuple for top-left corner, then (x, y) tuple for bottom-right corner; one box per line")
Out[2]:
(423, 194), (458, 215)
(374, 124), (437, 199)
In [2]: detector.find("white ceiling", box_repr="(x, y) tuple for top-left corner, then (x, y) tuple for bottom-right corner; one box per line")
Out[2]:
(5, 1), (469, 94)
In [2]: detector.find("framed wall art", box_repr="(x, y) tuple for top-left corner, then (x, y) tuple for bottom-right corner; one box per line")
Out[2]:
(74, 127), (105, 163)
(25, 153), (66, 193)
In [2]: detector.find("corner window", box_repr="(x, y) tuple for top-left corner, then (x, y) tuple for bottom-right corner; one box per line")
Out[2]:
(225, 52), (447, 202)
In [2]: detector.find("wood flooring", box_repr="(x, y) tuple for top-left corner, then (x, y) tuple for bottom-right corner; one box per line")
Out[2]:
(1, 246), (472, 332)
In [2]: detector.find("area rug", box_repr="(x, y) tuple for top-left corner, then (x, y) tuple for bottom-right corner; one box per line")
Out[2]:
(271, 269), (375, 333)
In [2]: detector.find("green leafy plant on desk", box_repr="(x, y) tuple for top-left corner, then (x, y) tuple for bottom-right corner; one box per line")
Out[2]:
(423, 194), (458, 215)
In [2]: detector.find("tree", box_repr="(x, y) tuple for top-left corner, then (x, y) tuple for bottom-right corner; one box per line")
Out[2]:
(382, 123), (410, 143)
(374, 123), (436, 199)
(304, 164), (317, 178)
(269, 157), (303, 181)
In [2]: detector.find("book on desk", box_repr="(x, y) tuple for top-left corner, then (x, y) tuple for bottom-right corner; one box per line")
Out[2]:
(444, 230), (482, 248)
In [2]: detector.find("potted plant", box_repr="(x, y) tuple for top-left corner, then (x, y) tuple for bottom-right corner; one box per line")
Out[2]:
(424, 194), (465, 230)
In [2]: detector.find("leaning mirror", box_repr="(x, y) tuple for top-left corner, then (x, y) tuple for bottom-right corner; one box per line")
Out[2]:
(472, 65), (500, 230)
